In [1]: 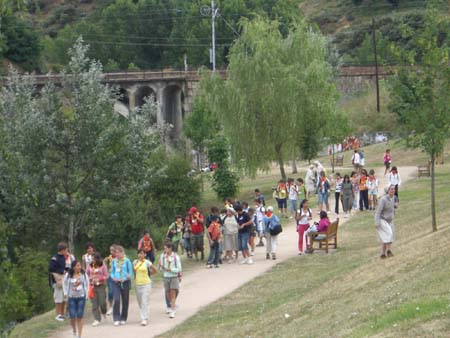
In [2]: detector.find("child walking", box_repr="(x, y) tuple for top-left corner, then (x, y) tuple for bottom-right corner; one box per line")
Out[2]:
(366, 169), (379, 210)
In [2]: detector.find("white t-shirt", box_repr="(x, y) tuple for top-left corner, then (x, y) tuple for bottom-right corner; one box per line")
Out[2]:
(297, 208), (312, 225)
(288, 184), (298, 200)
(352, 152), (361, 165)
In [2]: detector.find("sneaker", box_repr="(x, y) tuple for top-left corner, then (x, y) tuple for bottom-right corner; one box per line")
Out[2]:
(386, 250), (394, 257)
(72, 330), (76, 338)
(55, 315), (65, 322)
(256, 241), (264, 247)
(250, 251), (255, 256)
(141, 320), (147, 326)
(272, 254), (276, 260)
(227, 259), (232, 264)
(106, 309), (113, 316)
(380, 254), (387, 259)
(169, 311), (176, 319)
(240, 259), (248, 265)
(206, 264), (212, 269)
(113, 321), (120, 326)
(215, 264), (220, 268)
(165, 307), (171, 314)
(92, 320), (100, 327)
(119, 320), (126, 325)
(266, 253), (270, 260)
(247, 258), (254, 265)
(344, 213), (348, 218)
(298, 252), (303, 256)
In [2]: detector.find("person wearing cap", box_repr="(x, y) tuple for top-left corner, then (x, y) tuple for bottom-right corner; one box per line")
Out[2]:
(187, 207), (205, 261)
(263, 206), (280, 260)
(221, 207), (239, 263)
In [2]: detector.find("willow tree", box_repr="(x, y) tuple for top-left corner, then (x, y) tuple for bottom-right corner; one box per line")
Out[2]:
(201, 18), (337, 179)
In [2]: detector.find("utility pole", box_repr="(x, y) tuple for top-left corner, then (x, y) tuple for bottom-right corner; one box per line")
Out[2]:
(211, 0), (217, 72)
(372, 17), (380, 112)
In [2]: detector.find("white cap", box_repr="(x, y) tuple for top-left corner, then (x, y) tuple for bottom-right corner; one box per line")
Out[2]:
(266, 206), (273, 212)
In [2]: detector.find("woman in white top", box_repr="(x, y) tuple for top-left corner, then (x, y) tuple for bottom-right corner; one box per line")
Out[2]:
(295, 199), (313, 255)
(222, 208), (239, 262)
(387, 166), (402, 200)
(305, 165), (316, 199)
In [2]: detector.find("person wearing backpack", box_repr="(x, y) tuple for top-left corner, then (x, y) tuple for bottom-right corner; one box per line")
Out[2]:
(159, 242), (182, 319)
(296, 199), (313, 255)
(63, 260), (89, 338)
(49, 242), (69, 322)
(166, 216), (183, 253)
(110, 246), (133, 326)
(133, 249), (158, 326)
(206, 215), (222, 268)
(263, 206), (281, 260)
(222, 207), (239, 263)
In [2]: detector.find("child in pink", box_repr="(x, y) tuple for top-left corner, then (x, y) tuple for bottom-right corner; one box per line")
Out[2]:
(305, 211), (330, 236)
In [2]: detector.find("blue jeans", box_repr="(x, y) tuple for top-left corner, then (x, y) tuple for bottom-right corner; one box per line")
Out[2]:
(238, 232), (250, 251)
(68, 297), (86, 319)
(318, 191), (329, 204)
(107, 277), (114, 302)
(289, 199), (297, 213)
(207, 241), (220, 265)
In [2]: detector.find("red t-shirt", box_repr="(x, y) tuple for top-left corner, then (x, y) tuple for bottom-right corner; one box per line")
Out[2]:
(189, 213), (205, 234)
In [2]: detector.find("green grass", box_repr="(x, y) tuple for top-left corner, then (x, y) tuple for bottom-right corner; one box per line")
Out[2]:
(158, 156), (450, 337)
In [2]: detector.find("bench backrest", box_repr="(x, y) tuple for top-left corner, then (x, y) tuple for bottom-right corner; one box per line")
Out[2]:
(327, 219), (339, 237)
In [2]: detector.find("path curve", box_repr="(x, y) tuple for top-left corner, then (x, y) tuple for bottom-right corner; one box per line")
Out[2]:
(51, 165), (417, 338)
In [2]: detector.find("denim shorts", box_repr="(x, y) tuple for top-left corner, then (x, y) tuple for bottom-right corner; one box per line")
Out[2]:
(318, 192), (329, 204)
(277, 198), (287, 209)
(289, 199), (297, 212)
(238, 231), (250, 251)
(68, 297), (86, 319)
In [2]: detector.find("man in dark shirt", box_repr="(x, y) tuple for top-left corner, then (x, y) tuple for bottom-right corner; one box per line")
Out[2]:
(48, 242), (68, 321)
(235, 206), (254, 265)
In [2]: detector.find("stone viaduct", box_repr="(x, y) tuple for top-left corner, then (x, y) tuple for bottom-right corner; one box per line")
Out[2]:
(3, 66), (392, 141)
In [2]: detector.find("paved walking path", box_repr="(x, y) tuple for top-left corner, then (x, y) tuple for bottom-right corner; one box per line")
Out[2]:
(51, 166), (417, 338)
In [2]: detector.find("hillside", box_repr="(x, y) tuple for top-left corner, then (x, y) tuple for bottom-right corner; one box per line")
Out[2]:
(1, 0), (448, 74)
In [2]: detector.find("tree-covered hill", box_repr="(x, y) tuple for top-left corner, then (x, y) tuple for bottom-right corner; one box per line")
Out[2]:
(0, 0), (449, 73)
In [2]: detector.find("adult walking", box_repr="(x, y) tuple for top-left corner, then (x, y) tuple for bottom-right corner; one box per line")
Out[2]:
(166, 216), (183, 252)
(86, 253), (108, 327)
(305, 165), (316, 199)
(295, 199), (312, 255)
(287, 178), (299, 219)
(317, 171), (330, 213)
(63, 260), (89, 338)
(49, 242), (68, 322)
(387, 166), (402, 201)
(133, 249), (158, 326)
(222, 207), (239, 263)
(351, 171), (360, 210)
(334, 173), (343, 215)
(103, 244), (116, 316)
(159, 242), (182, 319)
(341, 175), (353, 218)
(187, 207), (205, 261)
(263, 206), (280, 260)
(374, 185), (399, 259)
(359, 169), (369, 211)
(110, 246), (133, 326)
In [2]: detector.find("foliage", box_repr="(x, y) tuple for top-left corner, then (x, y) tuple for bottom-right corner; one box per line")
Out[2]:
(0, 14), (41, 70)
(389, 3), (450, 231)
(208, 136), (239, 201)
(200, 18), (338, 179)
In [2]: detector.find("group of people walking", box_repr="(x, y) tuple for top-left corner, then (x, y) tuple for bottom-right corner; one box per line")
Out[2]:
(47, 148), (402, 337)
(48, 240), (182, 338)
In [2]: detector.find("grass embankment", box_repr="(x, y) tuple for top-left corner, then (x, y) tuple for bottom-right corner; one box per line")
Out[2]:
(159, 162), (450, 337)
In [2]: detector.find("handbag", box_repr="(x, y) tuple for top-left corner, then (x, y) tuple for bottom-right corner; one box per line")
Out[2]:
(88, 284), (95, 299)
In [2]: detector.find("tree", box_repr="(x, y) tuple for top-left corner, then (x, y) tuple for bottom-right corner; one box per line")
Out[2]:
(389, 4), (450, 232)
(200, 18), (338, 179)
(0, 38), (161, 253)
(207, 135), (239, 201)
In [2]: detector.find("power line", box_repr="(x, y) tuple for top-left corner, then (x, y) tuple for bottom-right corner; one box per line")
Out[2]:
(76, 32), (235, 42)
(57, 38), (232, 48)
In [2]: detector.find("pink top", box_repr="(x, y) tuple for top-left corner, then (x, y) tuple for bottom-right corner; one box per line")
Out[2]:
(384, 153), (391, 163)
(86, 264), (109, 285)
(317, 218), (330, 232)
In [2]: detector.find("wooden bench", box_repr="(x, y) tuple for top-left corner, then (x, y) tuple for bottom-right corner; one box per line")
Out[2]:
(331, 155), (344, 167)
(309, 218), (339, 254)
(418, 160), (431, 178)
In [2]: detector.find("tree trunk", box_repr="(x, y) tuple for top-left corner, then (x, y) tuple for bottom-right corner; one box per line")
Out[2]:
(291, 158), (298, 174)
(431, 153), (437, 232)
(275, 143), (286, 180)
(331, 146), (335, 173)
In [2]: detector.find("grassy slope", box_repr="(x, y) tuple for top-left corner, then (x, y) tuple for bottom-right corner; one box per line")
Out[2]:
(158, 152), (450, 337)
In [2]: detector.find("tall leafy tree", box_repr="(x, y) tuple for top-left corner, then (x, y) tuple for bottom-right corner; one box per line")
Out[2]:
(0, 38), (161, 252)
(200, 18), (338, 179)
(389, 4), (450, 232)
